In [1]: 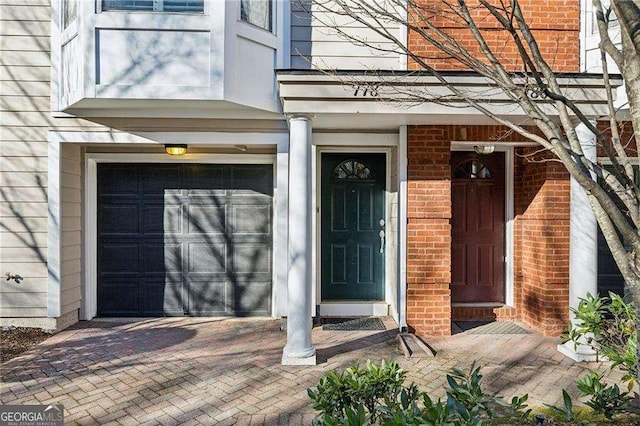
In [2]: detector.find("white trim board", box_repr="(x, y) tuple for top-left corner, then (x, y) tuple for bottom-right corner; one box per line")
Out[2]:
(319, 303), (389, 317)
(313, 133), (398, 147)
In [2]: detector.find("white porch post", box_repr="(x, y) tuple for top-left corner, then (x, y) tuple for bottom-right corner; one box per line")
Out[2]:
(557, 121), (599, 361)
(282, 114), (316, 366)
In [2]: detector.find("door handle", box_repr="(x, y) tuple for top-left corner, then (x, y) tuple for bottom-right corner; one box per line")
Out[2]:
(379, 230), (385, 254)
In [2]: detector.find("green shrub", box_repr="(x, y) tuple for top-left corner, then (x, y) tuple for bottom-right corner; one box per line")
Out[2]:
(577, 371), (631, 419)
(566, 292), (638, 390)
(307, 360), (406, 425)
(308, 361), (530, 426)
(544, 389), (578, 422)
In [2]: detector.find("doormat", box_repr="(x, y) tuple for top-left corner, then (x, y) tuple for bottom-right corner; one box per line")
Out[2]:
(322, 317), (386, 331)
(456, 321), (531, 335)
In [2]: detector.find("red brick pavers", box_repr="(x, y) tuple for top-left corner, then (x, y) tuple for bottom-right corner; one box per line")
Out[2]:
(1, 318), (615, 425)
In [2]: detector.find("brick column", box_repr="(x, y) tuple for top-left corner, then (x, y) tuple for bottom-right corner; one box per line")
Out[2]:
(406, 126), (452, 337)
(516, 150), (570, 336)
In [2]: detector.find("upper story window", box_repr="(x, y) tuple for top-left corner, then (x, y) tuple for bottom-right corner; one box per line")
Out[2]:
(241, 0), (272, 32)
(591, 3), (619, 34)
(63, 0), (77, 29)
(102, 0), (204, 13)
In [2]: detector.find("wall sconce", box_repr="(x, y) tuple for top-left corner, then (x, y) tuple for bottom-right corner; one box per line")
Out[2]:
(165, 144), (187, 156)
(473, 145), (495, 155)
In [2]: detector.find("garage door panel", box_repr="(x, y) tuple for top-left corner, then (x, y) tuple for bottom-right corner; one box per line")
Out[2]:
(233, 244), (271, 274)
(186, 165), (226, 194)
(143, 279), (184, 315)
(142, 165), (183, 195)
(98, 163), (273, 317)
(143, 205), (183, 235)
(100, 244), (139, 273)
(188, 243), (226, 273)
(100, 205), (139, 235)
(98, 281), (140, 315)
(187, 280), (228, 315)
(188, 205), (226, 234)
(232, 205), (271, 235)
(143, 243), (182, 273)
(230, 166), (273, 196)
(233, 280), (271, 315)
(99, 166), (138, 195)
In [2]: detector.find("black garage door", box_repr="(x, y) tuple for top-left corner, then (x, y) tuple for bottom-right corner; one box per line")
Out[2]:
(97, 163), (273, 316)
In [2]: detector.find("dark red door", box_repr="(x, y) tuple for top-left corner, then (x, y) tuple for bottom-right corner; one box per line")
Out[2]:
(451, 152), (505, 303)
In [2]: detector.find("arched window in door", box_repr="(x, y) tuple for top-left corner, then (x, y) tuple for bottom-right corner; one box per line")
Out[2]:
(453, 159), (493, 179)
(334, 159), (372, 180)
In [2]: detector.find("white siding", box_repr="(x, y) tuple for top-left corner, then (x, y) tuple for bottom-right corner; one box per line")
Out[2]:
(0, 1), (104, 326)
(291, 0), (401, 70)
(60, 144), (82, 316)
(0, 2), (50, 318)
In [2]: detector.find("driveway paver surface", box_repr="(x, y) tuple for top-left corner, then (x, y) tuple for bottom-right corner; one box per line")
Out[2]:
(1, 317), (617, 425)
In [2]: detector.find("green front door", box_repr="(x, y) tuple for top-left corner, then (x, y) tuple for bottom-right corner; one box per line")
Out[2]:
(321, 153), (386, 301)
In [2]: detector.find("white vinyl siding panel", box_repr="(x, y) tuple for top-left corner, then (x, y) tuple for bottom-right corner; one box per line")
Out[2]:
(0, 3), (104, 322)
(60, 145), (83, 317)
(290, 0), (401, 70)
(0, 20), (50, 37)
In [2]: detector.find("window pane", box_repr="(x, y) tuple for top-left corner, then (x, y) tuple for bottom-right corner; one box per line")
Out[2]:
(163, 0), (204, 13)
(241, 0), (272, 31)
(102, 0), (204, 13)
(334, 160), (372, 180)
(63, 0), (77, 29)
(103, 0), (154, 11)
(453, 159), (492, 179)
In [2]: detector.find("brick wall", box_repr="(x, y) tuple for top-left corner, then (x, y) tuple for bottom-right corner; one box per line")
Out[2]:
(597, 121), (638, 157)
(407, 126), (452, 336)
(408, 0), (580, 72)
(407, 126), (570, 337)
(515, 148), (570, 335)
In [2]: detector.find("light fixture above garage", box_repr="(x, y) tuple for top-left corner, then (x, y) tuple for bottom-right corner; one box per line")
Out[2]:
(473, 144), (495, 155)
(165, 144), (187, 156)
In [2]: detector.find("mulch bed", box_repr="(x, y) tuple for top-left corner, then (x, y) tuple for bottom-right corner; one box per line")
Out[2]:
(1, 327), (53, 363)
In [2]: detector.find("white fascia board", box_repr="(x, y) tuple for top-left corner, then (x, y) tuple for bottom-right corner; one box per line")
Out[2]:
(50, 131), (288, 146)
(277, 72), (621, 87)
(313, 132), (398, 146)
(281, 100), (611, 118)
(132, 132), (289, 145)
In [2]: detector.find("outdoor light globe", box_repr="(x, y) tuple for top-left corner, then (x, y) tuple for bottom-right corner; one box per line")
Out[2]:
(473, 145), (495, 155)
(165, 144), (188, 156)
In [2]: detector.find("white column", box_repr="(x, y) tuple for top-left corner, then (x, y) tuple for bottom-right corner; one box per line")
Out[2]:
(274, 140), (289, 317)
(282, 115), (316, 365)
(558, 121), (599, 361)
(397, 126), (408, 331)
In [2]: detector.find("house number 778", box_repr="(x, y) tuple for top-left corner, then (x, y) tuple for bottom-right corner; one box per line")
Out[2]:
(352, 84), (381, 97)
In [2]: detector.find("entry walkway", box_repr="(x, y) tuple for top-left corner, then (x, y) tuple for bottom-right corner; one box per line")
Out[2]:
(0, 318), (617, 425)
